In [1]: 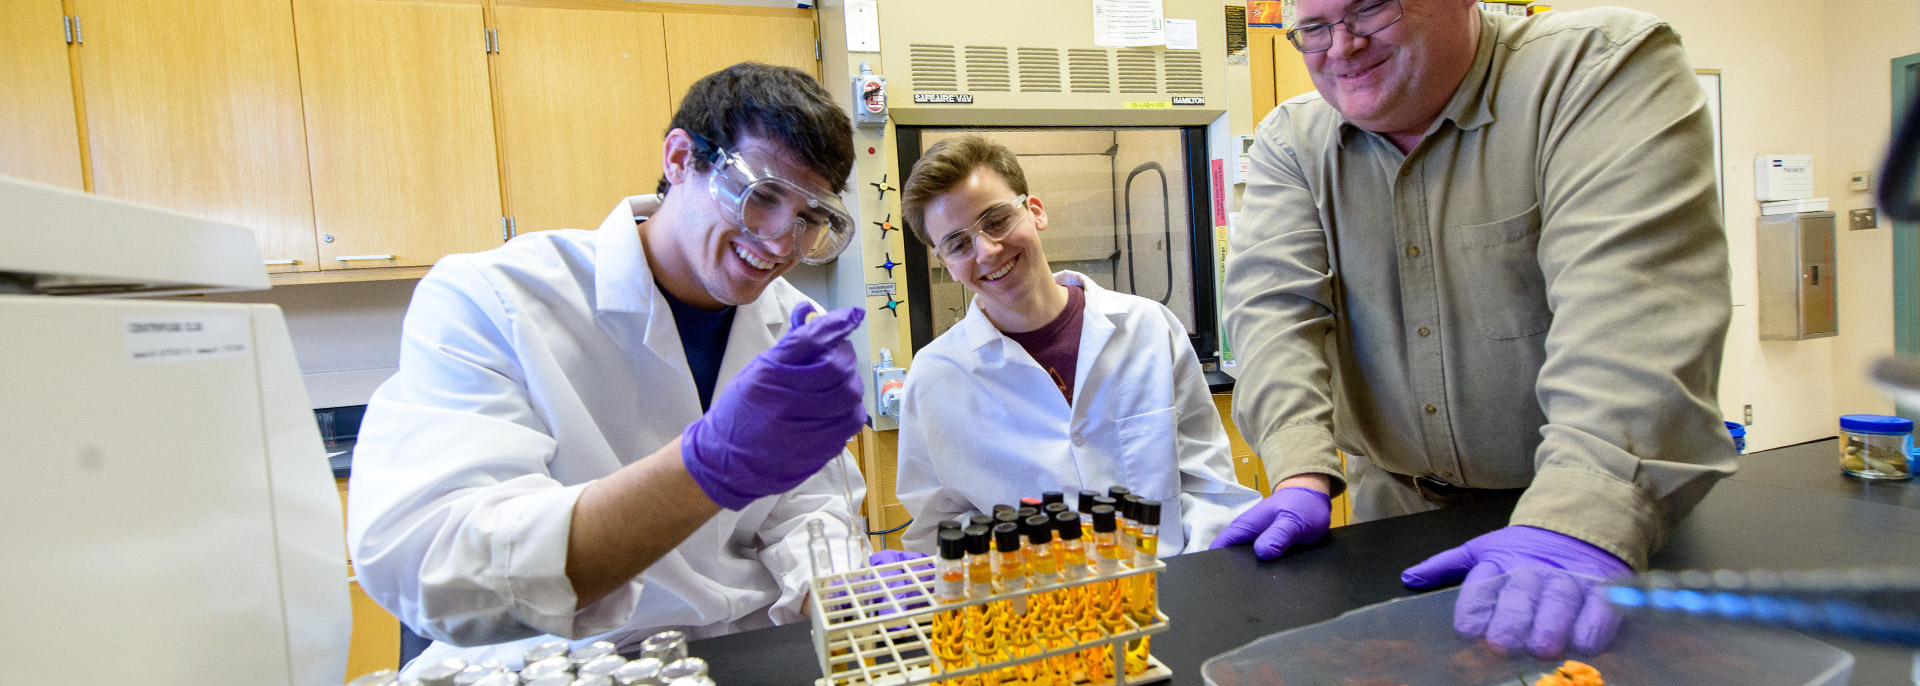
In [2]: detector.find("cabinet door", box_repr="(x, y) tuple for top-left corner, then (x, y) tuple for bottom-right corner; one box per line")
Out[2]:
(0, 0), (84, 190)
(294, 0), (502, 269)
(493, 2), (670, 235)
(72, 0), (318, 272)
(663, 12), (818, 113)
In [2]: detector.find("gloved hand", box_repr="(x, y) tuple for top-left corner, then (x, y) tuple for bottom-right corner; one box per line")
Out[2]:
(681, 304), (867, 510)
(863, 550), (933, 616)
(1208, 487), (1331, 559)
(868, 549), (929, 567)
(1401, 525), (1632, 657)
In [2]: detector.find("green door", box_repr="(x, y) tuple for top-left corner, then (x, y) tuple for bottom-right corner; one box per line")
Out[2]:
(1894, 53), (1920, 418)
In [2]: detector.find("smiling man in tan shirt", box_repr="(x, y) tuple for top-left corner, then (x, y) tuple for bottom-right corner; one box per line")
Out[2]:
(1213, 0), (1736, 658)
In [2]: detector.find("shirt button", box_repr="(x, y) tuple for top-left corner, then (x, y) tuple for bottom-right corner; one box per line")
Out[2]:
(1417, 326), (1431, 337)
(1407, 246), (1422, 258)
(1072, 434), (1086, 446)
(1424, 404), (1438, 414)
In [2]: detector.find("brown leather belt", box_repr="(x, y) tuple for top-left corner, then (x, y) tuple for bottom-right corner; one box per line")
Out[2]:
(1388, 472), (1526, 507)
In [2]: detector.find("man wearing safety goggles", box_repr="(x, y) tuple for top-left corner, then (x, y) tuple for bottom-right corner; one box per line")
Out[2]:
(348, 63), (875, 674)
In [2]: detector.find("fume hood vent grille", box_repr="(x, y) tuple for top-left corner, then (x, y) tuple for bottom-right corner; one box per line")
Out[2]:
(1067, 49), (1112, 93)
(1017, 48), (1062, 92)
(1116, 50), (1158, 94)
(964, 46), (1012, 92)
(1164, 52), (1204, 94)
(909, 44), (959, 91)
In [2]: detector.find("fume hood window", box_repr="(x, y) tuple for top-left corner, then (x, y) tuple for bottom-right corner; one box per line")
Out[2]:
(898, 127), (1217, 360)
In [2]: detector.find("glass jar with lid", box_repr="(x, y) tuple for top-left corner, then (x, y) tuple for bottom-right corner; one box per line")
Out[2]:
(1839, 414), (1913, 479)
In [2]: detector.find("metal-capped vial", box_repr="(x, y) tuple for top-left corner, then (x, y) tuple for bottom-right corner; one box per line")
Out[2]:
(524, 640), (572, 665)
(659, 657), (709, 681)
(454, 665), (498, 686)
(640, 630), (689, 664)
(570, 641), (619, 665)
(520, 656), (574, 681)
(348, 669), (400, 686)
(577, 655), (628, 680)
(473, 671), (521, 686)
(611, 657), (665, 685)
(417, 658), (470, 686)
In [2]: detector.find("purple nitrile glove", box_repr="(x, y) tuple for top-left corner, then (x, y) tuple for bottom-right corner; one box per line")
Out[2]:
(681, 304), (868, 510)
(1401, 525), (1632, 658)
(863, 550), (933, 616)
(1208, 487), (1331, 559)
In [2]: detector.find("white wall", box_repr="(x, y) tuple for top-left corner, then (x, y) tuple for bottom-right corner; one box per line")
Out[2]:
(1550, 0), (1917, 451)
(197, 279), (417, 408)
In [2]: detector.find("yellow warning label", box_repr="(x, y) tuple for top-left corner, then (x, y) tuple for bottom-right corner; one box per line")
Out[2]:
(1124, 101), (1172, 108)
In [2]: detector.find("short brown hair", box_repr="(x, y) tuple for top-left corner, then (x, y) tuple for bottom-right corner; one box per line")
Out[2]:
(901, 135), (1029, 247)
(656, 62), (855, 196)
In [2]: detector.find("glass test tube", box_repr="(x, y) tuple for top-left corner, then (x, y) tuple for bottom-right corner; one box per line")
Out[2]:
(1124, 500), (1162, 676)
(1052, 511), (1094, 683)
(992, 522), (1030, 684)
(933, 529), (971, 679)
(963, 524), (999, 684)
(1076, 491), (1101, 540)
(1019, 514), (1061, 684)
(1089, 504), (1127, 682)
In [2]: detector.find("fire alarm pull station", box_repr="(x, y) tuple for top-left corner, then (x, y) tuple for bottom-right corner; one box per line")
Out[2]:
(854, 62), (887, 126)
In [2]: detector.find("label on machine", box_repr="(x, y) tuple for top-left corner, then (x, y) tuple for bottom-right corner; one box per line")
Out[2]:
(124, 314), (249, 365)
(912, 93), (974, 104)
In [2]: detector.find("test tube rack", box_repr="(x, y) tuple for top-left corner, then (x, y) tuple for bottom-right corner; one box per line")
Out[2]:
(807, 556), (1171, 686)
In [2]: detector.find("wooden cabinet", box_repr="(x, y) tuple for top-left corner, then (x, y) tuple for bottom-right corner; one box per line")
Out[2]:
(2, 0), (819, 284)
(492, 0), (671, 235)
(293, 0), (504, 270)
(71, 0), (319, 273)
(663, 12), (819, 113)
(1248, 29), (1315, 126)
(0, 0), (84, 190)
(338, 478), (401, 678)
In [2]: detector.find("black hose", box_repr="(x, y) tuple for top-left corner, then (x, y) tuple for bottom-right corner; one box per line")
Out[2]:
(1123, 161), (1174, 304)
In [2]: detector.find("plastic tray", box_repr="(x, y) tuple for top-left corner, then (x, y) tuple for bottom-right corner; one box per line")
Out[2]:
(1201, 584), (1854, 686)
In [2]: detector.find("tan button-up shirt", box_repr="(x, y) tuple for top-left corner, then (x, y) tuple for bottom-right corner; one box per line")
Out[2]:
(1225, 7), (1736, 569)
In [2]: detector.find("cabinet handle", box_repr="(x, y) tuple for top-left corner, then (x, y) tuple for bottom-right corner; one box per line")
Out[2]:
(335, 254), (395, 262)
(262, 259), (299, 266)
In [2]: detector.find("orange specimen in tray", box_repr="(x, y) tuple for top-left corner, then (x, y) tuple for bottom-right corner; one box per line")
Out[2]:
(1533, 659), (1604, 686)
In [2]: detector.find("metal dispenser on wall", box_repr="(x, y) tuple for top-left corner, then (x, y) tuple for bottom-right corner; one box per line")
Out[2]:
(1757, 211), (1838, 340)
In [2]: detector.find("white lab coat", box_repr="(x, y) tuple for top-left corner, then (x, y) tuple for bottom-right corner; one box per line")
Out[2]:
(347, 196), (866, 673)
(896, 272), (1258, 556)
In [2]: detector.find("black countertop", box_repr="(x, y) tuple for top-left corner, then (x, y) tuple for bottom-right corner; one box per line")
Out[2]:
(688, 439), (1920, 685)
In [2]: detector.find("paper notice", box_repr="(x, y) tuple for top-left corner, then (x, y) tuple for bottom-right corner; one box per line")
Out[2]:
(845, 0), (880, 52)
(1094, 0), (1166, 47)
(1165, 18), (1198, 49)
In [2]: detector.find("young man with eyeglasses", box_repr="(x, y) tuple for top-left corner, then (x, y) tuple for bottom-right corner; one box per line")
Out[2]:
(1220, 0), (1733, 659)
(348, 63), (874, 672)
(892, 135), (1260, 556)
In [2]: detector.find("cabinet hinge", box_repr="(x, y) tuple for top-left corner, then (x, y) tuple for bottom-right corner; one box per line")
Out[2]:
(509, 217), (517, 238)
(63, 16), (73, 44)
(68, 15), (83, 44)
(484, 28), (500, 54)
(814, 38), (821, 61)
(501, 217), (510, 241)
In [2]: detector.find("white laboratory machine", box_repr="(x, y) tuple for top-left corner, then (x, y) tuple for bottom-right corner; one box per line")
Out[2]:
(0, 175), (351, 684)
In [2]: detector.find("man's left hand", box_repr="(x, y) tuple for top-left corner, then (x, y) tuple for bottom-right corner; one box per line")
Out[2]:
(1400, 525), (1631, 657)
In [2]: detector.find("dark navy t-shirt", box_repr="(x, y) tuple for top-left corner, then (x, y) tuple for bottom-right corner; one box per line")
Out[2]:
(658, 282), (737, 411)
(1003, 284), (1086, 405)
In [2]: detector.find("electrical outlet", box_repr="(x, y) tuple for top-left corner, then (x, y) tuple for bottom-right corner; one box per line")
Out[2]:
(1744, 404), (1754, 426)
(1850, 208), (1879, 230)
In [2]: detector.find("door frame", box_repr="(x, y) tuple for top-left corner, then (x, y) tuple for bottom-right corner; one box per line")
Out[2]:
(1894, 52), (1920, 417)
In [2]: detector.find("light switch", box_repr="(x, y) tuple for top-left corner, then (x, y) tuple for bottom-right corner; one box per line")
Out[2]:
(1851, 208), (1879, 230)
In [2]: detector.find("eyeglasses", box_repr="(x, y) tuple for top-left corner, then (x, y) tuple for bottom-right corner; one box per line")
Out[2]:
(1286, 0), (1404, 53)
(932, 195), (1030, 263)
(706, 147), (855, 265)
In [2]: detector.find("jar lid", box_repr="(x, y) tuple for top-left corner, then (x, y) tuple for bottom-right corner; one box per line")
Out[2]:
(1840, 414), (1913, 433)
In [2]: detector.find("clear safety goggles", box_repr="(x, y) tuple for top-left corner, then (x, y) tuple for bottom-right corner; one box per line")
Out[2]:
(706, 148), (855, 265)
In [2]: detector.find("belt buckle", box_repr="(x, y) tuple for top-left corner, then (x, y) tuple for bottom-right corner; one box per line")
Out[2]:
(1412, 475), (1469, 504)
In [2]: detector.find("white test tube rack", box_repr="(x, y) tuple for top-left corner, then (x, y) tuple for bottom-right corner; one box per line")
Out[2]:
(807, 556), (1172, 686)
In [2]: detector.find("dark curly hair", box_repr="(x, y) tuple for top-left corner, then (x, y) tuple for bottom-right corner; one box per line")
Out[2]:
(656, 62), (855, 196)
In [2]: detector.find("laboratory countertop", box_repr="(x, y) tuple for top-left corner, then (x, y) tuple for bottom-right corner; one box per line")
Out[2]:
(682, 439), (1920, 685)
